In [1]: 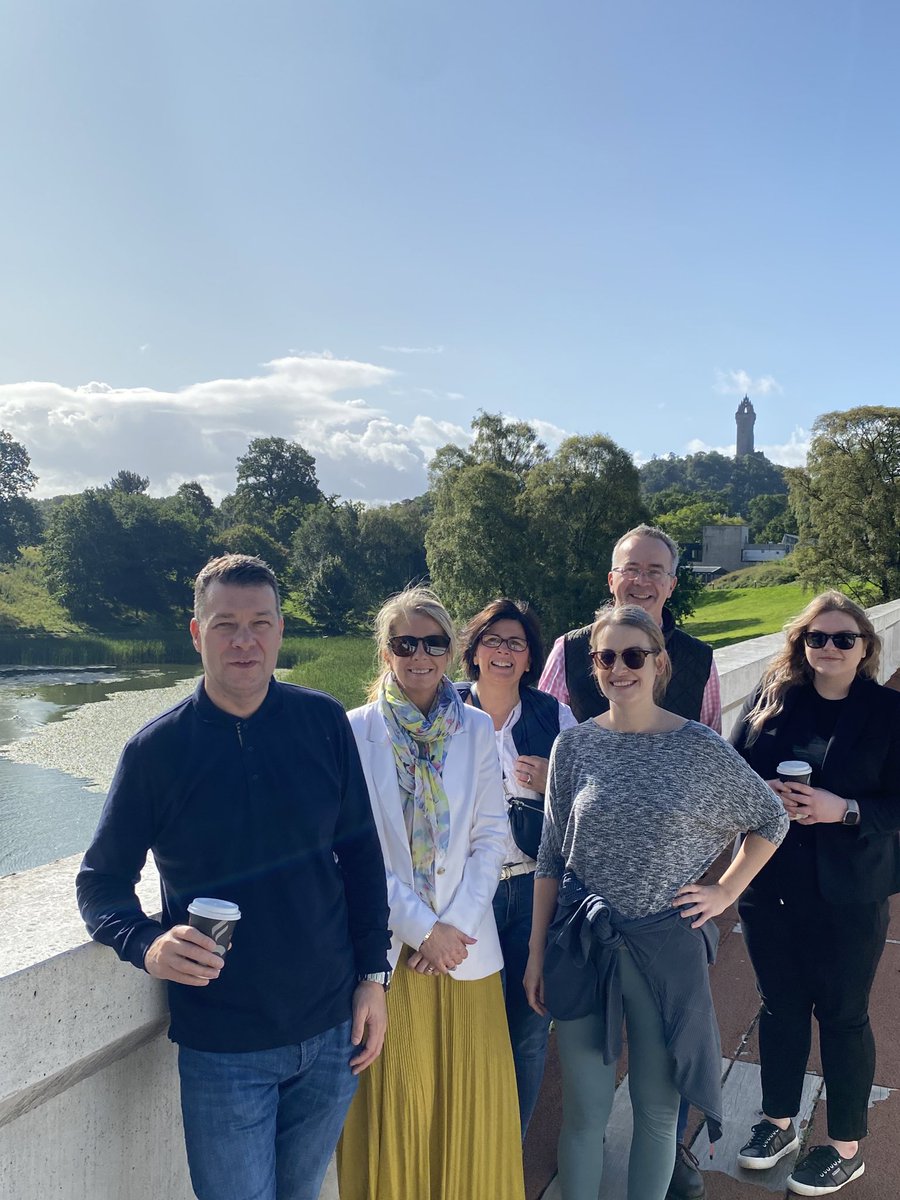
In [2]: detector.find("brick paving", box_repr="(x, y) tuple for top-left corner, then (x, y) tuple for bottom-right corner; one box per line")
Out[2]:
(523, 885), (900, 1200)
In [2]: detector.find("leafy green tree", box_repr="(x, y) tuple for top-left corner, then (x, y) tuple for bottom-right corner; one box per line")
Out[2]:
(107, 469), (150, 494)
(657, 502), (735, 546)
(788, 406), (900, 602)
(746, 493), (796, 542)
(429, 411), (547, 488)
(218, 524), (289, 577)
(233, 437), (323, 539)
(171, 481), (216, 525)
(0, 430), (39, 563)
(523, 435), (646, 638)
(43, 491), (126, 617)
(304, 555), (359, 635)
(731, 454), (786, 515)
(358, 498), (430, 601)
(426, 464), (531, 620)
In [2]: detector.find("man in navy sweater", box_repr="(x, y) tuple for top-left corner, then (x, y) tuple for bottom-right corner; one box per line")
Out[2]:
(76, 554), (391, 1200)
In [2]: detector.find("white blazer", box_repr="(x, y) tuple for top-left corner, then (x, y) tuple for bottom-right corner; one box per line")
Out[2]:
(348, 698), (507, 980)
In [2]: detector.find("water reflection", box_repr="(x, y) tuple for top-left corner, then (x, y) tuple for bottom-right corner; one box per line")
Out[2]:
(0, 664), (199, 877)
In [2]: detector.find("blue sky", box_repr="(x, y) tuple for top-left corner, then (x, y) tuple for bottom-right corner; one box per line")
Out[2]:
(1, 1), (896, 501)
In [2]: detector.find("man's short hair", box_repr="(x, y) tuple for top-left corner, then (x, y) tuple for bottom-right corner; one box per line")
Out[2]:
(610, 524), (680, 574)
(194, 554), (281, 619)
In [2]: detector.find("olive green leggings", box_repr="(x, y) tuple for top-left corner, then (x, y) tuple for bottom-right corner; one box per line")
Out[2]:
(555, 945), (680, 1200)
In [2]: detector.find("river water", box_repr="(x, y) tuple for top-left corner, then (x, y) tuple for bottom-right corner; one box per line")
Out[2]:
(0, 664), (199, 878)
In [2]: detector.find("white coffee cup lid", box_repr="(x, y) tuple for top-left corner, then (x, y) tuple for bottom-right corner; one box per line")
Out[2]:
(777, 760), (812, 774)
(188, 897), (241, 921)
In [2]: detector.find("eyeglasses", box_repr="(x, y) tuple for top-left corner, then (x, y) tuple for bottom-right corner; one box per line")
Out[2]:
(610, 566), (675, 583)
(387, 634), (452, 658)
(803, 630), (865, 650)
(590, 647), (660, 670)
(479, 634), (528, 653)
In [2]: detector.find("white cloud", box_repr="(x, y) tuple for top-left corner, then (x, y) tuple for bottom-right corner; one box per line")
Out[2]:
(0, 355), (471, 502)
(714, 369), (783, 397)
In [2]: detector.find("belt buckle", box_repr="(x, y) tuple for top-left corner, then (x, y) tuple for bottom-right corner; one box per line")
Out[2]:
(500, 865), (512, 881)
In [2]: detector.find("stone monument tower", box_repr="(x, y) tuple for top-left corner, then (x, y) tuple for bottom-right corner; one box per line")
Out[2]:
(735, 395), (756, 457)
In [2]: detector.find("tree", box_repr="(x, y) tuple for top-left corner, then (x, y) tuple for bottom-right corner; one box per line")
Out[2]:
(426, 465), (531, 620)
(107, 469), (150, 494)
(429, 412), (547, 488)
(747, 493), (796, 543)
(218, 524), (289, 577)
(304, 555), (359, 635)
(788, 406), (900, 602)
(171, 481), (216, 525)
(657, 503), (737, 547)
(730, 454), (786, 515)
(358, 498), (430, 599)
(43, 491), (127, 617)
(0, 430), (39, 562)
(523, 434), (646, 638)
(234, 437), (322, 536)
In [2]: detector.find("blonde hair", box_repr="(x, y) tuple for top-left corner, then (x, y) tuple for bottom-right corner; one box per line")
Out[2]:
(589, 604), (672, 703)
(745, 590), (880, 742)
(366, 586), (457, 702)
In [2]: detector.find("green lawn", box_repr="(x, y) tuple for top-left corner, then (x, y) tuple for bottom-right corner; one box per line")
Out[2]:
(281, 636), (378, 711)
(681, 583), (811, 648)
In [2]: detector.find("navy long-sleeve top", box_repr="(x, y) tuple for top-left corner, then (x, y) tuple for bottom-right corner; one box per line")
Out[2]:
(76, 678), (391, 1052)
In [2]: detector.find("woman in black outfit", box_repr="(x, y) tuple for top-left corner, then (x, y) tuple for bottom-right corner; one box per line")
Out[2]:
(731, 591), (900, 1197)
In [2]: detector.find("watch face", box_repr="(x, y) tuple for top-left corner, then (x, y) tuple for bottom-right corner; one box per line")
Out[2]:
(843, 809), (860, 825)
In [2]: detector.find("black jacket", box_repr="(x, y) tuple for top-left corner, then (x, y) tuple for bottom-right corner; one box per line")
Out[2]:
(730, 676), (900, 904)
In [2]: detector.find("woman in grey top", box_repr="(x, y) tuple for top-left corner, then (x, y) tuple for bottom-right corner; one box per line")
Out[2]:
(524, 605), (787, 1200)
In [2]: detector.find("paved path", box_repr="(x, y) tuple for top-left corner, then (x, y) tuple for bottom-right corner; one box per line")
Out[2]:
(523, 878), (899, 1200)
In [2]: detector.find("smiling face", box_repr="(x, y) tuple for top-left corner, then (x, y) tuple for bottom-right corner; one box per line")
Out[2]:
(385, 611), (450, 714)
(472, 617), (531, 690)
(592, 622), (667, 709)
(190, 581), (284, 717)
(608, 534), (677, 626)
(803, 609), (867, 695)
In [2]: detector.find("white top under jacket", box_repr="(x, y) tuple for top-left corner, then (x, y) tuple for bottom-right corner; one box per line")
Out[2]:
(348, 699), (507, 980)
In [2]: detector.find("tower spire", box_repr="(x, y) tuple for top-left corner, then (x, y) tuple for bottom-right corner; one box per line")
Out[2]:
(735, 395), (756, 457)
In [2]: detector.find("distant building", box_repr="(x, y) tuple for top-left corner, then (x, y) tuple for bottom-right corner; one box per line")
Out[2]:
(696, 522), (793, 575)
(735, 396), (756, 457)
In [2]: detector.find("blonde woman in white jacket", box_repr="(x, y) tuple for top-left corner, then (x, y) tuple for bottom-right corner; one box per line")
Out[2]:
(337, 587), (525, 1200)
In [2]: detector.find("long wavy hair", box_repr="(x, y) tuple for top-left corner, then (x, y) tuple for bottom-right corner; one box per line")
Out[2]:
(366, 586), (457, 703)
(744, 590), (880, 743)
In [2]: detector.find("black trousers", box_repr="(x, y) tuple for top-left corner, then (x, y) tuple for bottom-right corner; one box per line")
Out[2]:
(739, 881), (889, 1141)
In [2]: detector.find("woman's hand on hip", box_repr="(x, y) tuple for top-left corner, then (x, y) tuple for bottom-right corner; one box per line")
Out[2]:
(514, 755), (549, 794)
(672, 882), (733, 929)
(523, 950), (548, 1016)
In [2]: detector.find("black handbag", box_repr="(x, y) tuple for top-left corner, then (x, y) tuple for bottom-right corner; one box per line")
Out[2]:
(507, 794), (544, 860)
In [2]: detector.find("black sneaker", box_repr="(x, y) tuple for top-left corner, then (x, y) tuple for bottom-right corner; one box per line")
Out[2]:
(666, 1142), (705, 1199)
(787, 1145), (865, 1195)
(737, 1119), (799, 1169)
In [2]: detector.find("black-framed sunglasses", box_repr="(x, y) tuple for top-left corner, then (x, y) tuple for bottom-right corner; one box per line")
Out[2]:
(388, 634), (452, 658)
(479, 633), (529, 653)
(590, 646), (660, 670)
(803, 630), (865, 650)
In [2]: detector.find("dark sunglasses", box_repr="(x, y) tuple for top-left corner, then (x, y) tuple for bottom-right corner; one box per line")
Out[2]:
(803, 630), (865, 650)
(388, 634), (451, 658)
(590, 647), (660, 670)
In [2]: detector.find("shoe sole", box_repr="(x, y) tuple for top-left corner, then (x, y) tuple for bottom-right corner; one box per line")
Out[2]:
(737, 1134), (799, 1170)
(786, 1161), (865, 1196)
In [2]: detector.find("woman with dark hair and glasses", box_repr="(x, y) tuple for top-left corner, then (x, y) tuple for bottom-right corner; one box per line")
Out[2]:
(524, 606), (786, 1200)
(730, 591), (900, 1197)
(457, 598), (577, 1136)
(337, 587), (525, 1200)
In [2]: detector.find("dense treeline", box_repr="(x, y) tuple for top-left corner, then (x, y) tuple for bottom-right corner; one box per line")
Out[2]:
(2, 405), (899, 638)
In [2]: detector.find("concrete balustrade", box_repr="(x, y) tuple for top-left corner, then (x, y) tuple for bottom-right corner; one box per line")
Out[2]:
(2, 598), (899, 1200)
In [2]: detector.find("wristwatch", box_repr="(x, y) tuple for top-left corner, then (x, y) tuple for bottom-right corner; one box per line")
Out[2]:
(842, 798), (861, 827)
(358, 971), (393, 992)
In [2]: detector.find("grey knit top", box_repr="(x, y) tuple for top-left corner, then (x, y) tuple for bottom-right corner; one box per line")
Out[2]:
(536, 720), (789, 919)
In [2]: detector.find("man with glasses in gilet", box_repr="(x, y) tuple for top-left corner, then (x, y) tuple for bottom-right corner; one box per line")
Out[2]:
(539, 523), (721, 1200)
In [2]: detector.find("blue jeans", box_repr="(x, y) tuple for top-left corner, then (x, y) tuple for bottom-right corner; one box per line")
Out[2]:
(178, 1019), (358, 1200)
(493, 870), (552, 1137)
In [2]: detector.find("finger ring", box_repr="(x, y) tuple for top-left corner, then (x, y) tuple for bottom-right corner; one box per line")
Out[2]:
(426, 966), (435, 974)
(525, 773), (532, 784)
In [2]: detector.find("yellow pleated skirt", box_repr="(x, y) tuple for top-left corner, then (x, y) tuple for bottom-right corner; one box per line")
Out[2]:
(337, 951), (525, 1200)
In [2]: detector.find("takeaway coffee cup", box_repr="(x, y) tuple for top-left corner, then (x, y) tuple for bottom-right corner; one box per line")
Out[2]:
(188, 897), (241, 956)
(777, 761), (812, 821)
(777, 760), (813, 786)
